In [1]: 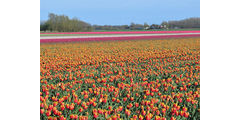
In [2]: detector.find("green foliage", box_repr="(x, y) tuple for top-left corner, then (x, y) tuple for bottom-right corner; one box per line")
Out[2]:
(41, 13), (93, 32)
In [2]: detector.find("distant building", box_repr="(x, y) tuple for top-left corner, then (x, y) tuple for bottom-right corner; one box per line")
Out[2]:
(144, 27), (150, 30)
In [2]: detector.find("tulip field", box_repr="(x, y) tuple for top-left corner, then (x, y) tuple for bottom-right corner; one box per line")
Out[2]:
(40, 37), (200, 120)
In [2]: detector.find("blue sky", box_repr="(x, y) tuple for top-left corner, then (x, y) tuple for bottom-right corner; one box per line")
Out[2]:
(40, 0), (200, 25)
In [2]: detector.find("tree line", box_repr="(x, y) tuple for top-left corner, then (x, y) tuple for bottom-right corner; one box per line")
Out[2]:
(40, 13), (92, 32)
(167, 17), (200, 29)
(40, 13), (200, 32)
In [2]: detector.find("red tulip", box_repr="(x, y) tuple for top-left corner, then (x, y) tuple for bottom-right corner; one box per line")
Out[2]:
(40, 109), (44, 114)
